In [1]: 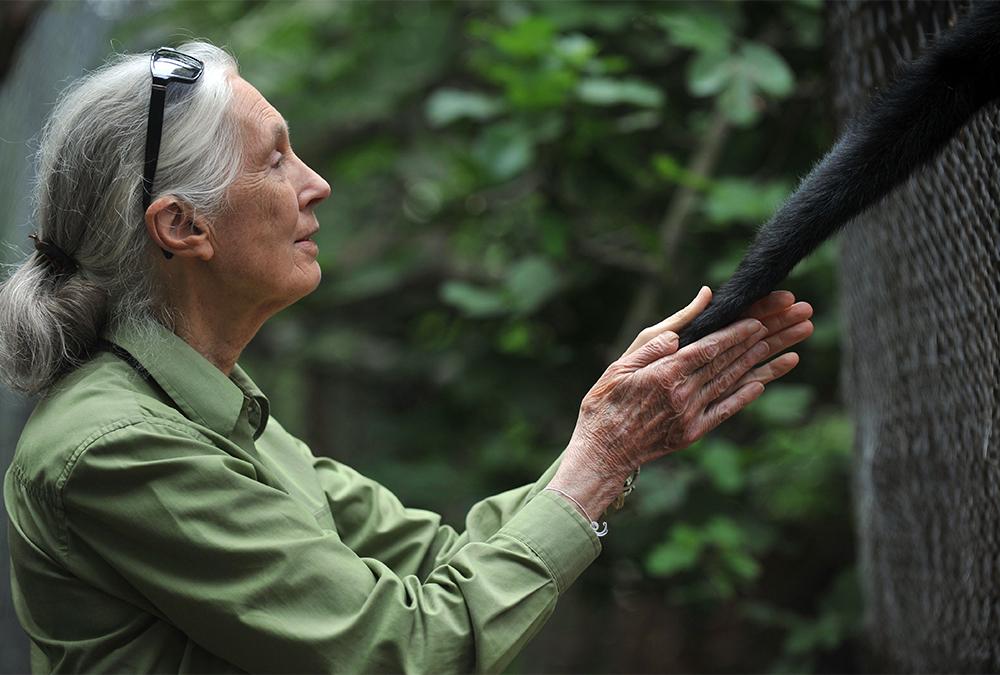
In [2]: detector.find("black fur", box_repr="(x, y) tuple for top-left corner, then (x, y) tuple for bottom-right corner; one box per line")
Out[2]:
(678, 1), (1000, 347)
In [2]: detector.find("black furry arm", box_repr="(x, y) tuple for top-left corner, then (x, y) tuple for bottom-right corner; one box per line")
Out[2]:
(678, 1), (1000, 346)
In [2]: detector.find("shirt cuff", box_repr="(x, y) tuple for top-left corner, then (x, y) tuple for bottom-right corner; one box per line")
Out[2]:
(496, 489), (602, 594)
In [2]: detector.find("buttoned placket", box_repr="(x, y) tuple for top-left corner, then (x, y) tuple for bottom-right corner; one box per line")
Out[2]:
(226, 394), (263, 462)
(246, 395), (261, 431)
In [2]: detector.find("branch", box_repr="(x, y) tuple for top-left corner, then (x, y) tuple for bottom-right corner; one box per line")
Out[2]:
(576, 234), (660, 278)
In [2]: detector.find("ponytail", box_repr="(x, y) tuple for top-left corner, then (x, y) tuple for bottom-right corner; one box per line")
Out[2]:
(0, 255), (108, 395)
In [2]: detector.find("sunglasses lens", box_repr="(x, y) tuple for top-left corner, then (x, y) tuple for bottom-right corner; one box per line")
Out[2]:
(150, 49), (204, 81)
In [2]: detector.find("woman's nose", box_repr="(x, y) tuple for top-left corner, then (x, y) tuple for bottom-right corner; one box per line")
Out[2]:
(300, 160), (332, 210)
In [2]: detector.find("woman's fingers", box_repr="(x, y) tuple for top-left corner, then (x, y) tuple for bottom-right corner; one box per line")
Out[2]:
(663, 285), (713, 330)
(760, 302), (812, 350)
(690, 323), (767, 389)
(668, 301), (810, 402)
(622, 330), (680, 370)
(744, 291), (795, 321)
(692, 381), (767, 439)
(719, 352), (800, 400)
(695, 336), (771, 406)
(763, 319), (813, 357)
(619, 289), (798, 361)
(703, 311), (811, 402)
(620, 286), (712, 359)
(671, 317), (764, 372)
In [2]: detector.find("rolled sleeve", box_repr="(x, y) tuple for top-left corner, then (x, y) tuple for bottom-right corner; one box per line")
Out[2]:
(60, 419), (601, 674)
(498, 489), (602, 595)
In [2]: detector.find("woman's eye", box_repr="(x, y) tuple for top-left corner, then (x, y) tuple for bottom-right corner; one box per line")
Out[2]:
(271, 153), (284, 169)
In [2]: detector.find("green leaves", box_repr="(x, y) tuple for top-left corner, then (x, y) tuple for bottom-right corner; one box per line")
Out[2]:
(440, 282), (508, 318)
(646, 517), (762, 597)
(704, 178), (791, 225)
(752, 384), (815, 425)
(426, 89), (504, 127)
(749, 414), (854, 522)
(577, 77), (664, 108)
(488, 16), (557, 58)
(652, 153), (712, 190)
(440, 256), (563, 319)
(741, 43), (795, 96)
(647, 523), (703, 575)
(553, 33), (598, 66)
(657, 10), (732, 54)
(687, 42), (796, 125)
(505, 256), (562, 314)
(473, 122), (536, 180)
(470, 16), (580, 110)
(688, 49), (733, 96)
(698, 439), (745, 493)
(652, 160), (791, 229)
(744, 571), (862, 671)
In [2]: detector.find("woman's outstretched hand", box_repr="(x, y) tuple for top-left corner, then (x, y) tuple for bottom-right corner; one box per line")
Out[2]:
(546, 287), (813, 521)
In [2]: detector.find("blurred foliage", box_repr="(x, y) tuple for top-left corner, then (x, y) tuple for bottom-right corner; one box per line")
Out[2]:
(112, 0), (857, 672)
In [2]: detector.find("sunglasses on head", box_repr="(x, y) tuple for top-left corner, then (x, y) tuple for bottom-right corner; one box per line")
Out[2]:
(141, 47), (204, 260)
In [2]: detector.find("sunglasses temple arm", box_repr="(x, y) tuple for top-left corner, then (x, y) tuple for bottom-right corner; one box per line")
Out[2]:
(141, 84), (173, 259)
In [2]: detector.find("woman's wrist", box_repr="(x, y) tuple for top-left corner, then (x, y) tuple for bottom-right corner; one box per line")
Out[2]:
(546, 450), (631, 521)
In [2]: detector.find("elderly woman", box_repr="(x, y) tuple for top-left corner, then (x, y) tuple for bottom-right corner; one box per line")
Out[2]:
(0, 43), (813, 673)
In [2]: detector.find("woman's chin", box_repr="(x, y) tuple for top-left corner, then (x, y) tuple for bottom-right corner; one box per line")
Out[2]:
(283, 259), (322, 305)
(300, 262), (322, 294)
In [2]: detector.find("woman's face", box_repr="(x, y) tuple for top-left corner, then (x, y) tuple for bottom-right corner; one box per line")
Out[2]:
(207, 76), (331, 315)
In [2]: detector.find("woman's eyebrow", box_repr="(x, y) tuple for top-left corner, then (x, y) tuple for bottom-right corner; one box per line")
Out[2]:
(270, 118), (290, 147)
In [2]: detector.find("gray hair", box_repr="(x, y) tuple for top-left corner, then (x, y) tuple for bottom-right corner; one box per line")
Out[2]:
(0, 41), (241, 396)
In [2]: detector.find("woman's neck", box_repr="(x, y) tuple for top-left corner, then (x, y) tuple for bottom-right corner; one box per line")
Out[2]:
(171, 303), (267, 377)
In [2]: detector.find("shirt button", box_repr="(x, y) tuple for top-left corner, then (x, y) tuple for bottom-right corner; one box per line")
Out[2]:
(248, 402), (260, 427)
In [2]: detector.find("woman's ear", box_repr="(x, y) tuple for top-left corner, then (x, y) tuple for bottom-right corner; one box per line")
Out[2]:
(145, 196), (213, 260)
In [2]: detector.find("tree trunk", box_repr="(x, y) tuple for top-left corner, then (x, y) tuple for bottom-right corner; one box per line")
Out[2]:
(828, 1), (1000, 671)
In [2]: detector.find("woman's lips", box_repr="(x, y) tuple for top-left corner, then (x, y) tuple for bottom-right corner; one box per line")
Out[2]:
(294, 238), (318, 254)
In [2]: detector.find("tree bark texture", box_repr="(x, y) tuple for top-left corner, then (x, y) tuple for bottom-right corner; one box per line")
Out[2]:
(828, 1), (1000, 671)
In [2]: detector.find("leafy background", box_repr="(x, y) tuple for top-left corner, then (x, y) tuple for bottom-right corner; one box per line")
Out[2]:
(25, 1), (861, 672)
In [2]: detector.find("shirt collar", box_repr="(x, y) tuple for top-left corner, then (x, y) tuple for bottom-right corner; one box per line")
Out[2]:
(100, 319), (270, 441)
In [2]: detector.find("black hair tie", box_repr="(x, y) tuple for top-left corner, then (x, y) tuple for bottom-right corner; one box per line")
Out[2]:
(28, 232), (79, 275)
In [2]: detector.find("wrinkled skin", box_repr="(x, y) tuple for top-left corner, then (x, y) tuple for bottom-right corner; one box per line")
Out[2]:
(548, 288), (814, 519)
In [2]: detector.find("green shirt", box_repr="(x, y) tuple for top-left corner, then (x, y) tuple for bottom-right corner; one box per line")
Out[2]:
(3, 319), (602, 674)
